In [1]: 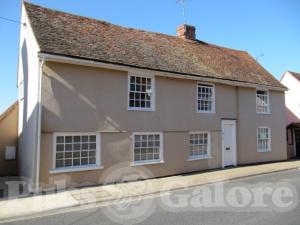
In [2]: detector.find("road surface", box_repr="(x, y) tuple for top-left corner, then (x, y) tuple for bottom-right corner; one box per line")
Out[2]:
(1, 169), (300, 225)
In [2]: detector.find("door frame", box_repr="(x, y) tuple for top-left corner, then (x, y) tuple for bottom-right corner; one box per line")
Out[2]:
(221, 120), (237, 168)
(294, 128), (300, 157)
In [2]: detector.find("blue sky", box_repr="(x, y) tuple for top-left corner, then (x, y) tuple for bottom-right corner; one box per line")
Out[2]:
(0, 0), (299, 113)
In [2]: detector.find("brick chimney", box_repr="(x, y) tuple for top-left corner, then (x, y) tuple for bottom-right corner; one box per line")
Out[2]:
(176, 24), (196, 40)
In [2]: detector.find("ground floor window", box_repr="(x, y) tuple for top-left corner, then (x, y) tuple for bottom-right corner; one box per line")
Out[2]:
(133, 132), (162, 164)
(257, 127), (271, 152)
(189, 132), (211, 159)
(54, 133), (100, 169)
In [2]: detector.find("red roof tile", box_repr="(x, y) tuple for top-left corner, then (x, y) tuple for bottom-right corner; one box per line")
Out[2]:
(24, 2), (284, 89)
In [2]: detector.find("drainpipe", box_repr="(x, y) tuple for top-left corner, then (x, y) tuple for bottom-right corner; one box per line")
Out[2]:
(35, 57), (45, 193)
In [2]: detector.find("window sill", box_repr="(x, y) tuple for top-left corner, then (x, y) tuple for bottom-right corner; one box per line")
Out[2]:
(128, 107), (155, 112)
(187, 156), (212, 161)
(49, 165), (103, 174)
(196, 111), (215, 114)
(256, 112), (271, 115)
(131, 160), (165, 167)
(257, 149), (271, 153)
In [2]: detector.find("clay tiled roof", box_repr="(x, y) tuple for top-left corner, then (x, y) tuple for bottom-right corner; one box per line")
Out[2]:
(289, 71), (300, 82)
(24, 2), (285, 89)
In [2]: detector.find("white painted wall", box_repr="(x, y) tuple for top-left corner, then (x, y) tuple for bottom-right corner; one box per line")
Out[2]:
(17, 3), (40, 190)
(281, 72), (300, 125)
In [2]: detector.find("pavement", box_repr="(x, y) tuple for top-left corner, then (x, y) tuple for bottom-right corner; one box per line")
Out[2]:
(1, 169), (300, 225)
(1, 160), (300, 222)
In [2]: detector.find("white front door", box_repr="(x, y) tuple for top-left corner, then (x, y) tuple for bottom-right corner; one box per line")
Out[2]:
(222, 120), (237, 167)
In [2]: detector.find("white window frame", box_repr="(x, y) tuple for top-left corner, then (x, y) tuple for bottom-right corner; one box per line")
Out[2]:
(256, 89), (270, 114)
(188, 131), (212, 161)
(128, 73), (155, 111)
(196, 82), (215, 113)
(131, 132), (164, 166)
(50, 132), (103, 174)
(257, 127), (271, 152)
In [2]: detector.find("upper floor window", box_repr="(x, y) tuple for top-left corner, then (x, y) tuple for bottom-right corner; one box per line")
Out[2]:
(197, 83), (215, 113)
(128, 75), (154, 111)
(257, 127), (271, 152)
(256, 90), (270, 113)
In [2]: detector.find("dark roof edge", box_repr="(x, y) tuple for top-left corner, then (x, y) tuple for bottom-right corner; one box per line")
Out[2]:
(39, 51), (287, 91)
(288, 71), (300, 77)
(280, 71), (300, 82)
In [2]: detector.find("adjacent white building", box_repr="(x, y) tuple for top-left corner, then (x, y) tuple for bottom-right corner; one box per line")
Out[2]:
(280, 71), (300, 158)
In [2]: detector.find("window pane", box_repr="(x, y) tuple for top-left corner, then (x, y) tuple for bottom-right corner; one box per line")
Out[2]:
(65, 152), (72, 158)
(134, 154), (140, 161)
(130, 93), (134, 100)
(89, 143), (96, 150)
(56, 152), (63, 159)
(89, 151), (96, 157)
(81, 158), (88, 165)
(82, 143), (88, 150)
(74, 158), (80, 166)
(74, 136), (80, 142)
(56, 136), (64, 143)
(82, 136), (88, 142)
(74, 143), (81, 151)
(130, 76), (135, 83)
(73, 151), (80, 158)
(65, 159), (72, 167)
(65, 136), (72, 143)
(56, 160), (64, 168)
(56, 144), (64, 152)
(130, 84), (135, 91)
(129, 100), (135, 107)
(81, 151), (88, 157)
(65, 144), (72, 151)
(89, 157), (96, 164)
(89, 135), (96, 142)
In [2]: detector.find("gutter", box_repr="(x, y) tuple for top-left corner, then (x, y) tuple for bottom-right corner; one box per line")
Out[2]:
(38, 52), (287, 92)
(35, 58), (44, 193)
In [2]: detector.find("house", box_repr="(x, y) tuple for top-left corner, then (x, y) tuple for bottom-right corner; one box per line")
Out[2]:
(18, 2), (287, 191)
(0, 101), (18, 177)
(280, 71), (300, 158)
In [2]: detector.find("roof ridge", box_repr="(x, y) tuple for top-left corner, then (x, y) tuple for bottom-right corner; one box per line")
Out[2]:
(23, 1), (247, 54)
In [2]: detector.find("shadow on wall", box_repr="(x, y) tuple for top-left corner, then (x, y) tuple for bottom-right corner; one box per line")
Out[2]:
(17, 40), (40, 188)
(285, 108), (300, 159)
(41, 64), (123, 132)
(37, 65), (137, 185)
(0, 102), (18, 177)
(0, 39), (29, 178)
(22, 39), (28, 125)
